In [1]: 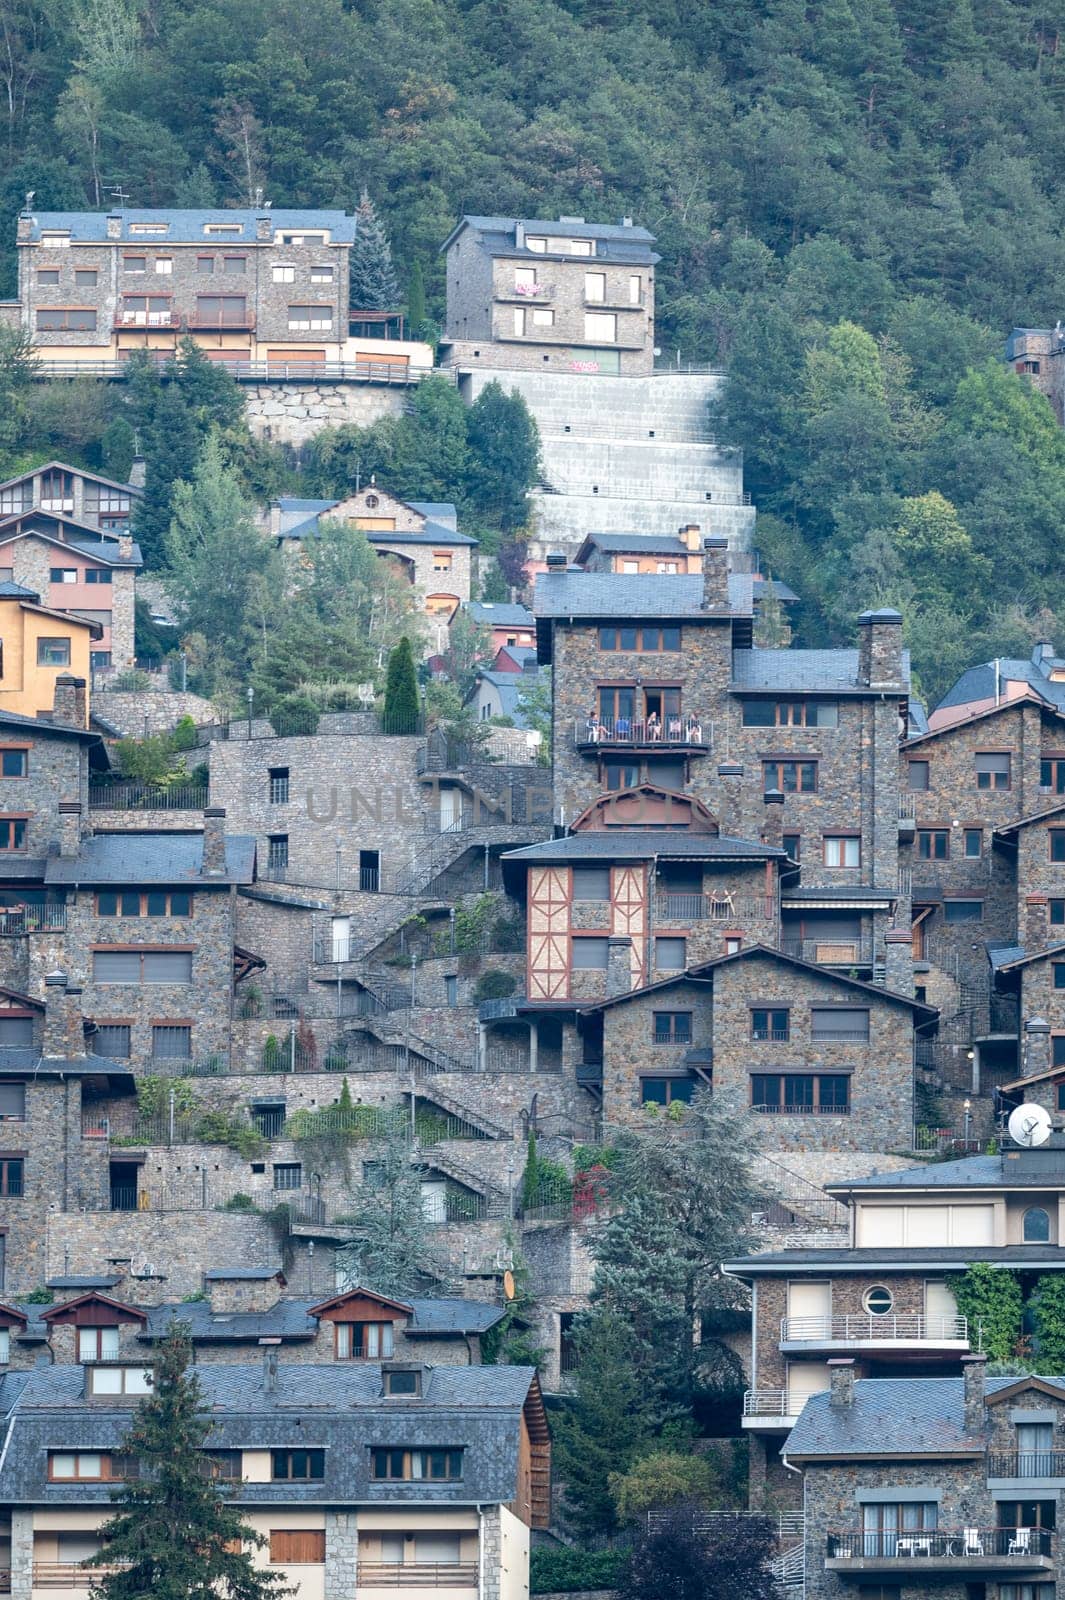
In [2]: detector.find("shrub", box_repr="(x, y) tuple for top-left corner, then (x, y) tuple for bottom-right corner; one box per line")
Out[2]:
(529, 1547), (626, 1595)
(239, 984), (263, 1019)
(1035, 1274), (1065, 1368)
(269, 694), (320, 736)
(381, 636), (419, 734)
(112, 669), (152, 692)
(23, 1286), (54, 1304)
(220, 1193), (256, 1212)
(172, 714), (198, 751)
(608, 1450), (718, 1523)
(953, 1264), (1023, 1361)
(261, 1035), (285, 1072)
(473, 970), (517, 1002)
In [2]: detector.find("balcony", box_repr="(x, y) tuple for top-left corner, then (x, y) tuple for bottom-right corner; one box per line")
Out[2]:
(0, 904), (66, 935)
(825, 1528), (1053, 1576)
(656, 893), (777, 923)
(781, 939), (874, 967)
(184, 310), (256, 331)
(33, 1565), (126, 1588)
(741, 1390), (800, 1430)
(988, 1451), (1065, 1483)
(357, 1563), (478, 1587)
(574, 716), (711, 751)
(114, 311), (181, 329)
(780, 1313), (968, 1352)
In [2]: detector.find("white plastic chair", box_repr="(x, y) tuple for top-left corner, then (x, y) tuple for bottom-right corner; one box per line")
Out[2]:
(1008, 1527), (1031, 1555)
(963, 1528), (984, 1556)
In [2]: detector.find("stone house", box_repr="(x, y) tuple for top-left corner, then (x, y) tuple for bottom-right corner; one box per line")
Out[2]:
(461, 602), (536, 656)
(0, 1356), (548, 1600)
(788, 1357), (1065, 1600)
(440, 213), (659, 376)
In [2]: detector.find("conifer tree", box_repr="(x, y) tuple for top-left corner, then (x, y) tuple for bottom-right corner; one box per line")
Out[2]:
(89, 1327), (292, 1600)
(351, 190), (400, 311)
(381, 635), (419, 734)
(407, 259), (426, 329)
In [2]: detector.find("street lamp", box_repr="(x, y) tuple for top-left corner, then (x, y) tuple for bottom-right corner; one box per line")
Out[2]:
(246, 685), (254, 729)
(963, 1098), (972, 1148)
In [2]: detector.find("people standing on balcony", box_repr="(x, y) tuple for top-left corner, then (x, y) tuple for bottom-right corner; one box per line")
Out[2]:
(647, 710), (661, 741)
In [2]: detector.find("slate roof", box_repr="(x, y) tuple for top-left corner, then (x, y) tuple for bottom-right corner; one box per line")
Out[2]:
(784, 1375), (1027, 1459)
(935, 656), (1065, 716)
(996, 801), (1065, 836)
(494, 646), (538, 670)
(45, 832), (256, 887)
(725, 1246), (1065, 1276)
(408, 502), (458, 530)
(534, 571), (743, 619)
(987, 941), (1027, 973)
(0, 710), (100, 745)
(45, 1276), (122, 1290)
(0, 514), (143, 567)
(405, 1298), (506, 1335)
(0, 1049), (132, 1078)
(0, 1361), (536, 1506)
(502, 832), (785, 864)
(274, 497), (474, 546)
(466, 602), (534, 628)
(142, 1295), (505, 1344)
(0, 581), (37, 599)
(827, 1154), (1014, 1191)
(0, 463), (142, 498)
(468, 669), (546, 728)
(733, 646), (911, 693)
(25, 209), (357, 244)
(443, 215), (658, 266)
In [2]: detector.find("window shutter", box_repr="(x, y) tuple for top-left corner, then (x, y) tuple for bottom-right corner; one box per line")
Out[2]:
(143, 951), (192, 983)
(94, 951), (142, 983)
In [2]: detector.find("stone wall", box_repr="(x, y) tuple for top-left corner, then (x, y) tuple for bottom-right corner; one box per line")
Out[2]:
(40, 1209), (280, 1299)
(92, 687), (214, 738)
(244, 381), (407, 447)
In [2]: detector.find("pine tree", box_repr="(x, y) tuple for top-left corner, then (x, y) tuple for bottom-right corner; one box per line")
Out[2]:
(381, 635), (420, 734)
(88, 1327), (293, 1600)
(350, 190), (400, 311)
(334, 1131), (445, 1295)
(466, 381), (540, 532)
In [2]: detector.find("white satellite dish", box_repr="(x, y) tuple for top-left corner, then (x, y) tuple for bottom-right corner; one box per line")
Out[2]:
(1008, 1103), (1053, 1148)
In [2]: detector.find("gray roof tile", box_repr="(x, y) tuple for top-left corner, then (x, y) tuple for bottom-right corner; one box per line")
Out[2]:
(786, 1375), (1065, 1459)
(466, 603), (534, 627)
(27, 209), (356, 244)
(45, 832), (256, 886)
(503, 832), (783, 863)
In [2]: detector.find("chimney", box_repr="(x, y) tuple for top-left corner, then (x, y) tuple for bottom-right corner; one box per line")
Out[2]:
(701, 537), (729, 612)
(1026, 894), (1048, 953)
(522, 655), (539, 674)
(16, 215), (31, 244)
(883, 928), (914, 997)
(52, 675), (87, 729)
(546, 552), (567, 572)
(117, 533), (133, 561)
(106, 214), (122, 240)
(58, 800), (82, 860)
(42, 972), (85, 1059)
(127, 456), (146, 490)
(1024, 1015), (1051, 1079)
(762, 788), (784, 850)
(856, 609), (904, 688)
(828, 1358), (855, 1408)
(202, 807), (226, 877)
(256, 215), (272, 242)
(716, 761), (744, 835)
(962, 1353), (987, 1433)
(607, 936), (633, 997)
(515, 222), (526, 249)
(262, 1343), (280, 1393)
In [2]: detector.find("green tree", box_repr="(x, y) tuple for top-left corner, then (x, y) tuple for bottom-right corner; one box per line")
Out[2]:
(407, 258), (426, 328)
(381, 635), (420, 734)
(888, 490), (990, 610)
(350, 189), (400, 310)
(609, 1450), (718, 1523)
(618, 1506), (778, 1600)
(465, 381), (540, 531)
(953, 1265), (1023, 1361)
(88, 1327), (292, 1600)
(334, 1132), (445, 1295)
(1034, 1274), (1065, 1370)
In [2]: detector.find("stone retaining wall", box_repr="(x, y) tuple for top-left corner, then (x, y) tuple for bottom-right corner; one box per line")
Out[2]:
(244, 382), (408, 447)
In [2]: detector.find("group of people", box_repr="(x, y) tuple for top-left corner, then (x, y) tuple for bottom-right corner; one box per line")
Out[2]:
(585, 710), (703, 744)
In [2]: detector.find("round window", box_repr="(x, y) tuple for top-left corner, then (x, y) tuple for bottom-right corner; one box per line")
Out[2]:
(366, 493), (379, 509)
(863, 1286), (894, 1316)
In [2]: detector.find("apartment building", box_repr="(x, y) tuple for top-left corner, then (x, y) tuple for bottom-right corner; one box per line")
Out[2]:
(441, 214), (658, 375)
(0, 1356), (548, 1600)
(16, 208), (356, 368)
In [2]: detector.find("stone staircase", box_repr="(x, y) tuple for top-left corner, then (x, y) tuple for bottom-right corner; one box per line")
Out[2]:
(420, 1145), (510, 1215)
(415, 1081), (514, 1142)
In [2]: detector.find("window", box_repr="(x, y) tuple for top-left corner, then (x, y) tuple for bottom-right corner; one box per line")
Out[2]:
(129, 223), (169, 235)
(222, 256), (245, 274)
(123, 256), (146, 273)
(50, 568), (78, 584)
(629, 274), (641, 304)
(384, 1369), (421, 1396)
(1042, 758), (1065, 792)
(964, 828), (983, 858)
(310, 265), (334, 283)
(655, 937), (686, 970)
(37, 268), (59, 285)
(752, 1074), (850, 1114)
(975, 751), (1011, 789)
(0, 820), (26, 851)
(93, 950), (193, 984)
(96, 891), (192, 918)
(432, 551), (452, 572)
(35, 309), (95, 331)
(514, 266), (537, 291)
(84, 569), (112, 585)
(585, 271), (606, 302)
(37, 637), (70, 666)
(604, 763), (640, 790)
(1000, 1582), (1055, 1600)
(824, 836), (860, 868)
(762, 760), (817, 793)
(201, 1450), (242, 1480)
(1053, 901), (1065, 926)
(0, 1018), (32, 1049)
(74, 268), (97, 286)
(39, 233), (70, 248)
(653, 1011), (692, 1045)
(526, 237), (547, 252)
(95, 1024), (131, 1058)
(641, 1075), (696, 1106)
(197, 256), (215, 274)
(371, 1448), (462, 1481)
(272, 265), (296, 283)
(336, 1321), (394, 1359)
(195, 294), (246, 325)
(943, 899), (983, 922)
(573, 866), (610, 901)
(271, 1449), (324, 1480)
(152, 1025), (191, 1061)
(269, 1531), (325, 1565)
(752, 1008), (789, 1041)
(0, 1157), (22, 1195)
(918, 828), (949, 860)
(273, 1162), (302, 1190)
(783, 832), (801, 861)
(288, 305), (332, 330)
(78, 1326), (120, 1362)
(0, 751), (25, 778)
(532, 307), (554, 326)
(572, 936), (609, 969)
(811, 1007), (869, 1041)
(1055, 1037), (1065, 1070)
(584, 311), (617, 342)
(513, 306), (527, 336)
(1024, 1206), (1051, 1242)
(268, 835), (289, 872)
(599, 625), (681, 652)
(742, 700), (838, 728)
(154, 257), (172, 274)
(269, 767), (289, 804)
(49, 1452), (109, 1481)
(0, 1328), (8, 1363)
(0, 486), (28, 514)
(862, 1286), (894, 1316)
(203, 223), (242, 235)
(0, 1082), (24, 1120)
(908, 760), (930, 790)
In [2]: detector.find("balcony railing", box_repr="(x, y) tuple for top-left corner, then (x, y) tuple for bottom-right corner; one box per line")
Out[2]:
(497, 282), (556, 301)
(357, 1563), (478, 1587)
(743, 1390), (795, 1418)
(575, 717), (711, 748)
(781, 939), (874, 966)
(827, 1528), (1053, 1562)
(781, 1313), (968, 1344)
(656, 893), (777, 922)
(88, 783), (208, 811)
(114, 311), (181, 328)
(33, 1565), (126, 1588)
(0, 904), (66, 934)
(988, 1451), (1065, 1478)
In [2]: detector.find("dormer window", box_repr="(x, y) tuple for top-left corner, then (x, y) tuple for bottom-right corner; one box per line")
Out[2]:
(383, 1367), (421, 1396)
(336, 1320), (393, 1359)
(79, 1326), (119, 1362)
(86, 1365), (152, 1396)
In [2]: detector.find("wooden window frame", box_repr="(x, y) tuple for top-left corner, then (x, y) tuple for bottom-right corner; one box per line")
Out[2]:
(917, 828), (949, 860)
(95, 891), (193, 918)
(750, 1006), (790, 1041)
(0, 1156), (22, 1196)
(0, 749), (27, 779)
(47, 1451), (116, 1482)
(270, 1448), (325, 1481)
(370, 1447), (463, 1482)
(750, 1072), (851, 1115)
(823, 834), (861, 868)
(269, 1530), (325, 1565)
(652, 1010), (692, 1046)
(975, 750), (1012, 790)
(762, 758), (818, 793)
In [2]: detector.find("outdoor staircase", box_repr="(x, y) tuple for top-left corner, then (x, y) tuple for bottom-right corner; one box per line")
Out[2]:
(418, 1146), (510, 1215)
(415, 1082), (514, 1142)
(752, 1154), (848, 1238)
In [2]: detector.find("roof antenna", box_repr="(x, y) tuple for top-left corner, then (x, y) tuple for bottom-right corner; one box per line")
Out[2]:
(253, 185), (263, 208)
(22, 191), (34, 214)
(108, 185), (130, 208)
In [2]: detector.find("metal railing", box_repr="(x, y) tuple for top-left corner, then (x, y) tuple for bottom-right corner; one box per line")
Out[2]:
(781, 1313), (968, 1343)
(827, 1528), (1053, 1561)
(356, 1564), (478, 1587)
(575, 717), (710, 747)
(988, 1452), (1065, 1478)
(88, 783), (208, 811)
(781, 939), (874, 966)
(32, 359), (434, 384)
(32, 1564), (126, 1588)
(0, 904), (66, 934)
(743, 1390), (794, 1417)
(656, 892), (777, 922)
(754, 1101), (850, 1116)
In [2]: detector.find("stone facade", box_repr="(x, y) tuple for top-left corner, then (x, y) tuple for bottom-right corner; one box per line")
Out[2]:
(244, 379), (411, 447)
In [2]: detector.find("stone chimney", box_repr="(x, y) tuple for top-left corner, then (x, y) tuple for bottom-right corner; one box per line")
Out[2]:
(1026, 894), (1049, 953)
(883, 928), (914, 997)
(117, 533), (133, 560)
(1024, 1016), (1051, 1079)
(58, 800), (82, 860)
(52, 675), (87, 729)
(962, 1353), (987, 1433)
(762, 788), (784, 850)
(106, 214), (122, 240)
(856, 609), (904, 688)
(42, 972), (85, 1059)
(545, 552), (567, 572)
(202, 807), (226, 877)
(828, 1358), (855, 1408)
(269, 503), (282, 537)
(127, 456), (146, 490)
(606, 936), (632, 997)
(262, 1342), (280, 1392)
(256, 215), (272, 242)
(716, 761), (744, 834)
(16, 215), (31, 244)
(701, 537), (729, 612)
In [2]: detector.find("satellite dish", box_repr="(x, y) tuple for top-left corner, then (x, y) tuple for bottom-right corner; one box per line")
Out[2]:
(1008, 1103), (1053, 1148)
(502, 1269), (516, 1302)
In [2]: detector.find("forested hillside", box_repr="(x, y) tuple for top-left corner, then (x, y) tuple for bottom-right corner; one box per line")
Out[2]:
(9, 0), (1065, 697)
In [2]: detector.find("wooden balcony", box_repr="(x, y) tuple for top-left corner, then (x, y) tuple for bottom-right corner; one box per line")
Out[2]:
(357, 1562), (478, 1586)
